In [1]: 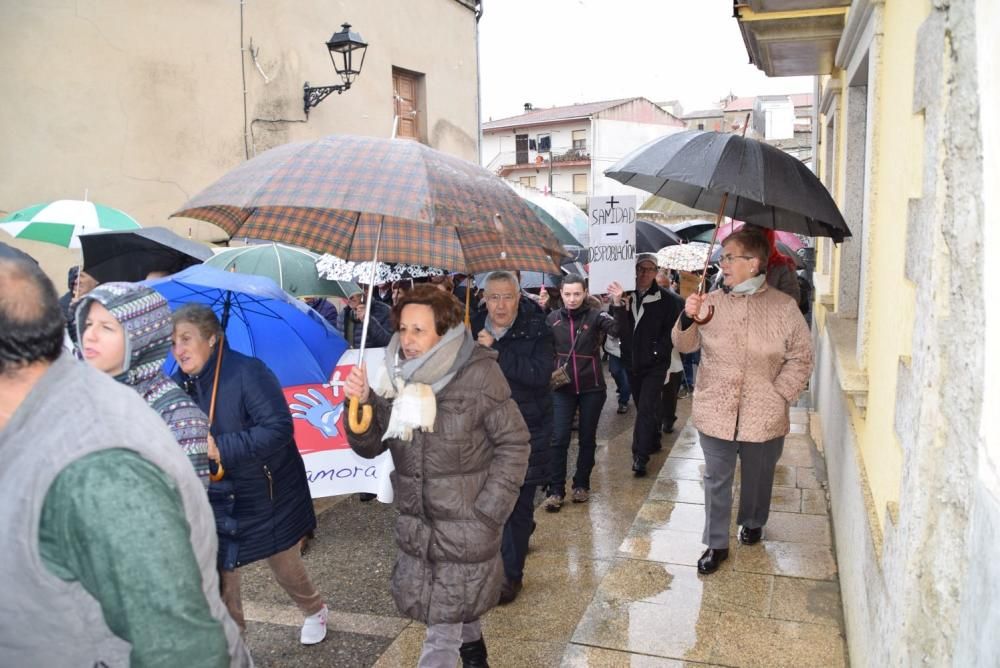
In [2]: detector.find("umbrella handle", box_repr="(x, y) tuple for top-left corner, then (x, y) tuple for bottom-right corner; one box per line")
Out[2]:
(207, 332), (227, 482)
(347, 397), (373, 433)
(692, 305), (715, 325)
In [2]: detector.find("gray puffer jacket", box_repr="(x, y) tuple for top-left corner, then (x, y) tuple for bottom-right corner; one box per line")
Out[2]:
(347, 345), (530, 624)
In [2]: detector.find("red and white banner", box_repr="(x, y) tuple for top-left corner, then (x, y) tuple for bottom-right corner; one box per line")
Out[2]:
(284, 348), (394, 501)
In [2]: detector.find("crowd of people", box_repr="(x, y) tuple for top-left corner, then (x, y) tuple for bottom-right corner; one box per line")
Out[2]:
(0, 222), (812, 667)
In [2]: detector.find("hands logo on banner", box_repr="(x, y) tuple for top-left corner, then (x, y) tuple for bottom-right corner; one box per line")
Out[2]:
(285, 365), (356, 454)
(290, 389), (344, 438)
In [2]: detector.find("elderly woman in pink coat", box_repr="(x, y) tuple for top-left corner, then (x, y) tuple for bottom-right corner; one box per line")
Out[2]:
(673, 227), (813, 575)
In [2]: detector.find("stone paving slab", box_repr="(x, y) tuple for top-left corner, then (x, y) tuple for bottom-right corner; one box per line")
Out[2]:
(235, 393), (846, 667)
(569, 410), (848, 667)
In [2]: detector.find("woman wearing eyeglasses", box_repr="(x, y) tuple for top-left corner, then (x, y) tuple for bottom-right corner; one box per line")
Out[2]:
(673, 228), (813, 575)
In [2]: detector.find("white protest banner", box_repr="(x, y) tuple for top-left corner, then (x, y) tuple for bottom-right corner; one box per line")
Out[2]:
(588, 195), (636, 294)
(284, 346), (395, 502)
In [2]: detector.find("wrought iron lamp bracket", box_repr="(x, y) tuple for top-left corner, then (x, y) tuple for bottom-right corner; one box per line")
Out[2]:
(304, 82), (351, 117)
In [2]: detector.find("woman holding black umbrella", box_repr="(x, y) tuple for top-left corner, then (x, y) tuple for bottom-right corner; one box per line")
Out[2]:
(171, 304), (328, 645)
(673, 229), (813, 574)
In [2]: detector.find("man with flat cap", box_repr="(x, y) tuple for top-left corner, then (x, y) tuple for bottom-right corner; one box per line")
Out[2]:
(608, 253), (685, 477)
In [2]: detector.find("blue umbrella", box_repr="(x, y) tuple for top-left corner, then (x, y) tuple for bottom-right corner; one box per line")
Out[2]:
(146, 265), (347, 387)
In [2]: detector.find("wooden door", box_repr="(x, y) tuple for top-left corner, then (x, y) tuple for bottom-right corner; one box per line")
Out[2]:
(393, 70), (419, 140)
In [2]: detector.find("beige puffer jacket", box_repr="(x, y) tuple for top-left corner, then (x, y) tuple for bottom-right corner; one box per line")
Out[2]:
(672, 283), (813, 443)
(347, 346), (530, 625)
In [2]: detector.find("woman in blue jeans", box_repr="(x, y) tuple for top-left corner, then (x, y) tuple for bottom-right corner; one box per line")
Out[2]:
(543, 275), (620, 512)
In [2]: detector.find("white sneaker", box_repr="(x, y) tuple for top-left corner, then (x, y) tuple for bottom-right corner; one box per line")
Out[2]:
(300, 604), (328, 645)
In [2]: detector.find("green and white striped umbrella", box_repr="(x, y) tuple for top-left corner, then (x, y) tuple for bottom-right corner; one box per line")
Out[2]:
(0, 199), (141, 249)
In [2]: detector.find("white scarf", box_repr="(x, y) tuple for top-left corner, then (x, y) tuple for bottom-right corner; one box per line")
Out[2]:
(374, 324), (473, 442)
(630, 286), (662, 328)
(730, 274), (767, 295)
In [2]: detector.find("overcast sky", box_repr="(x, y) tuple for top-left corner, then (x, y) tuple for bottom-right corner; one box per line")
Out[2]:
(478, 0), (814, 121)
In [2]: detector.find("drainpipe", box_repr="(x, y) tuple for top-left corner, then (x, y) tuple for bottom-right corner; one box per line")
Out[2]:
(475, 1), (484, 165)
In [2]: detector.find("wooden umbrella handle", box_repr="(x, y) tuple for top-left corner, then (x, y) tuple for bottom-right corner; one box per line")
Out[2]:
(692, 305), (715, 325)
(348, 397), (372, 433)
(207, 333), (226, 482)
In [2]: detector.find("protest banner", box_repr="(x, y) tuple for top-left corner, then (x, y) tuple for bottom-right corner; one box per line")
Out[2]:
(285, 347), (395, 502)
(588, 195), (636, 294)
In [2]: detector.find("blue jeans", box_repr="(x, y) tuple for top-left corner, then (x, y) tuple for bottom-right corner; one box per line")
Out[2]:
(501, 484), (537, 583)
(549, 390), (607, 497)
(607, 354), (631, 405)
(681, 350), (701, 388)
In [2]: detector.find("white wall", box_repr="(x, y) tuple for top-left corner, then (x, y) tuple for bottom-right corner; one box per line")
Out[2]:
(590, 118), (683, 203)
(481, 120), (590, 169)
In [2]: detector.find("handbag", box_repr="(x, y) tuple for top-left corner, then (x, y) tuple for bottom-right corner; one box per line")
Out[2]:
(549, 364), (572, 390)
(550, 320), (584, 390)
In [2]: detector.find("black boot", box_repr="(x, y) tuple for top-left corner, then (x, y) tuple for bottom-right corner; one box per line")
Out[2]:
(459, 636), (489, 668)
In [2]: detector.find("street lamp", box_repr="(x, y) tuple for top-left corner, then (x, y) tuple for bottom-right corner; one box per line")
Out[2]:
(303, 23), (368, 117)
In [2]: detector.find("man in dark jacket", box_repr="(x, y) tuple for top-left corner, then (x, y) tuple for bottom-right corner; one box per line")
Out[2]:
(471, 271), (553, 605)
(341, 288), (393, 349)
(609, 254), (685, 477)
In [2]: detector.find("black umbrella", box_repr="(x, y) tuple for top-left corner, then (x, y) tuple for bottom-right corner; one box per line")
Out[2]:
(667, 219), (717, 241)
(80, 227), (214, 283)
(606, 130), (850, 242)
(636, 219), (682, 253)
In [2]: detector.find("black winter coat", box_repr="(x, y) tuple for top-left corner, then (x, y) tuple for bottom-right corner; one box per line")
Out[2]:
(176, 345), (316, 570)
(611, 285), (685, 374)
(341, 299), (393, 348)
(546, 303), (619, 394)
(471, 299), (554, 486)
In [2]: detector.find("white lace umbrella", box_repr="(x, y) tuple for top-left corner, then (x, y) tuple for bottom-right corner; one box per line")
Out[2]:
(315, 254), (445, 284)
(656, 242), (713, 272)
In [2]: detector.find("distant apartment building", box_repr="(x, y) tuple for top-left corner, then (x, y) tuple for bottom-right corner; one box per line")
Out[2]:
(481, 98), (685, 209)
(681, 93), (814, 162)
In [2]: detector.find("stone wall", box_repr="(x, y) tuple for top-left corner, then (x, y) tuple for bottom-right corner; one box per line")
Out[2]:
(816, 1), (996, 664)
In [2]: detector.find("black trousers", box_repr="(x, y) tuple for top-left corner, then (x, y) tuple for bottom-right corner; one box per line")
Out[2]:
(501, 484), (537, 583)
(659, 371), (683, 431)
(628, 365), (668, 462)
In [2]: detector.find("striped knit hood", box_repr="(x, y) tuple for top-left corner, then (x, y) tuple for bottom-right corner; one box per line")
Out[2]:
(75, 282), (211, 484)
(75, 282), (173, 386)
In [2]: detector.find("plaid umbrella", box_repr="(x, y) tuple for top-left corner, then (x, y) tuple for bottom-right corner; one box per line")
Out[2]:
(171, 134), (566, 275)
(173, 135), (567, 433)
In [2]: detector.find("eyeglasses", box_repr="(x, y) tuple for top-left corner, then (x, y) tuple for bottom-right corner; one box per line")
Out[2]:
(485, 293), (517, 304)
(719, 254), (754, 265)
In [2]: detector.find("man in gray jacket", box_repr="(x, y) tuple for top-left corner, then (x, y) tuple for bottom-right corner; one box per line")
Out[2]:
(0, 257), (250, 667)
